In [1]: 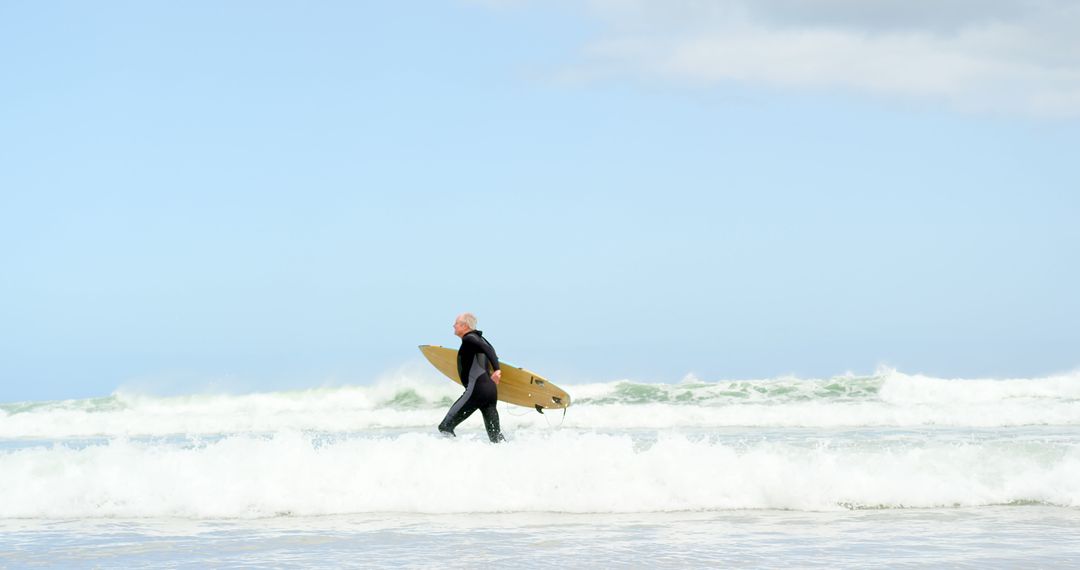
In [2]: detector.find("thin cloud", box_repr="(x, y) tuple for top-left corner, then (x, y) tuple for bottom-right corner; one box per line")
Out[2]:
(573, 0), (1080, 117)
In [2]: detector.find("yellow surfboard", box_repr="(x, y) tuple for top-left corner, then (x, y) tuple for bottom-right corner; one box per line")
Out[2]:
(419, 345), (571, 413)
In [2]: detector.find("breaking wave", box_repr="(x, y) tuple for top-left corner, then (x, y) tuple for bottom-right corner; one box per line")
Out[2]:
(0, 430), (1077, 518)
(1, 368), (1078, 438)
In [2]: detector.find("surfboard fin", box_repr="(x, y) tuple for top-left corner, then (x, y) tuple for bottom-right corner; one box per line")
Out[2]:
(535, 404), (544, 414)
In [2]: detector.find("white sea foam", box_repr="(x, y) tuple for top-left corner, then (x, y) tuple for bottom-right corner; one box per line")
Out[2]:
(1, 369), (1078, 438)
(2, 370), (1079, 519)
(0, 431), (1077, 518)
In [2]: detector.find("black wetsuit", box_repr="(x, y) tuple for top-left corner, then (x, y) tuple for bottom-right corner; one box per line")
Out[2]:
(438, 330), (505, 442)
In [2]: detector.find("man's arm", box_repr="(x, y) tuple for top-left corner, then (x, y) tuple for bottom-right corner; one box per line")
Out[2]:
(481, 339), (501, 384)
(467, 334), (501, 383)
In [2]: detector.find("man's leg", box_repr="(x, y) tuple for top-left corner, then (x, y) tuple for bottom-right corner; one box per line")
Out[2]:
(479, 403), (505, 443)
(439, 390), (479, 436)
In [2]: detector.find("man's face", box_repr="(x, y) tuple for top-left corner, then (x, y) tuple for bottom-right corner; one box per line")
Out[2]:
(453, 318), (468, 338)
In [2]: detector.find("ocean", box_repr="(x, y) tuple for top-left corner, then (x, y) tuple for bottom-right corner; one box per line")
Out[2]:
(2, 368), (1079, 568)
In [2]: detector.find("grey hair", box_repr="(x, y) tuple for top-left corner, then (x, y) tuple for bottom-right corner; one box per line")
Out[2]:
(459, 312), (478, 330)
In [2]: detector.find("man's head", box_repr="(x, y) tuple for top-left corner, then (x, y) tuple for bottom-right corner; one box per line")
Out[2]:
(453, 312), (477, 338)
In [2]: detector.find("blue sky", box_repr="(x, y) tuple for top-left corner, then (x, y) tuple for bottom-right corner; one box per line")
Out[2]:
(2, 1), (1078, 402)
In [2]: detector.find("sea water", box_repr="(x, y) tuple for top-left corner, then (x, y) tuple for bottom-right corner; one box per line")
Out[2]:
(2, 368), (1079, 568)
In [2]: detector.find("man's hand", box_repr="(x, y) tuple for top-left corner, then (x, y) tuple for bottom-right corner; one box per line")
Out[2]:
(491, 370), (502, 384)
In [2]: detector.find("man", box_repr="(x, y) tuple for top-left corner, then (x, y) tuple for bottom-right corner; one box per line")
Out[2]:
(438, 312), (506, 443)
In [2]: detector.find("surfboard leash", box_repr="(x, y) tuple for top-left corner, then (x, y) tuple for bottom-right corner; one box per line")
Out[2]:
(501, 403), (568, 427)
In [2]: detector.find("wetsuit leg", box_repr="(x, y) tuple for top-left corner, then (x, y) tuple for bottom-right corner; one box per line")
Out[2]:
(439, 377), (504, 441)
(479, 403), (505, 443)
(439, 388), (480, 436)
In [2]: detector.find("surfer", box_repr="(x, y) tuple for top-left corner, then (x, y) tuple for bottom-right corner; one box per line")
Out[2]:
(438, 312), (506, 443)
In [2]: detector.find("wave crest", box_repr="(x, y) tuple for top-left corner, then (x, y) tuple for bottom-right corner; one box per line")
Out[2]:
(1, 369), (1078, 437)
(1, 431), (1077, 518)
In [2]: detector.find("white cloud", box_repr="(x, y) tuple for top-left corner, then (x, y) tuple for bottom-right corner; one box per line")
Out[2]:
(572, 0), (1080, 117)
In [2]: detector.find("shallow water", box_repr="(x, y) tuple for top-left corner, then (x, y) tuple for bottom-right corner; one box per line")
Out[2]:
(3, 507), (1079, 568)
(2, 369), (1079, 566)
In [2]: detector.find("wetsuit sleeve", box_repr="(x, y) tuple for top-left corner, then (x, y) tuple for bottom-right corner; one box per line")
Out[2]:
(466, 334), (500, 372)
(485, 342), (500, 372)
